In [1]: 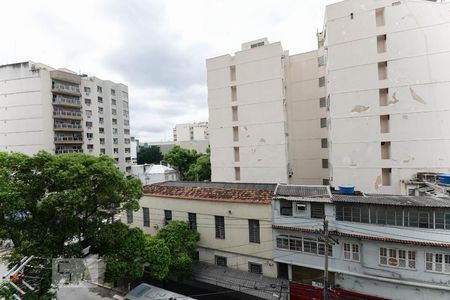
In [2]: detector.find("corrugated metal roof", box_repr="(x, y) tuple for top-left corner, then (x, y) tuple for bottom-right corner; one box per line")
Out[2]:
(332, 194), (450, 207)
(275, 184), (331, 198)
(158, 181), (277, 191)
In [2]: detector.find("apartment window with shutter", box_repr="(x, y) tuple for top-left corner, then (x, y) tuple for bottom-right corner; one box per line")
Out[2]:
(311, 203), (325, 219)
(164, 210), (172, 225)
(215, 216), (225, 239)
(320, 97), (326, 108)
(319, 76), (326, 87)
(248, 219), (260, 243)
(321, 138), (328, 149)
(126, 209), (133, 224)
(230, 65), (236, 81)
(248, 263), (263, 274)
(143, 207), (150, 227)
(377, 34), (387, 53)
(379, 88), (388, 106)
(322, 159), (329, 169)
(376, 7), (385, 27)
(280, 200), (293, 216)
(188, 213), (197, 230)
(320, 118), (327, 128)
(215, 255), (227, 267)
(378, 61), (388, 80)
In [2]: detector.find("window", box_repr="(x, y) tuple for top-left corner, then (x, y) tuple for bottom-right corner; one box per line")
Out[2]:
(234, 147), (240, 162)
(350, 12), (354, 19)
(99, 117), (104, 124)
(126, 209), (133, 224)
(97, 86), (103, 93)
(426, 253), (450, 274)
(380, 141), (391, 160)
(124, 129), (130, 135)
(248, 219), (260, 243)
(215, 216), (225, 239)
(233, 126), (239, 142)
(113, 148), (119, 154)
(343, 243), (360, 262)
(98, 107), (103, 114)
(86, 133), (93, 139)
(112, 99), (116, 106)
(164, 210), (172, 225)
(250, 41), (265, 48)
(319, 76), (326, 87)
(320, 118), (327, 128)
(113, 138), (118, 144)
(322, 159), (329, 169)
(87, 144), (93, 150)
(380, 115), (390, 133)
(98, 96), (103, 103)
(231, 86), (237, 101)
(377, 34), (387, 53)
(188, 213), (197, 230)
(85, 121), (93, 128)
(376, 7), (385, 27)
(232, 106), (238, 121)
(378, 61), (388, 80)
(113, 128), (118, 134)
(248, 263), (262, 274)
(379, 247), (415, 269)
(112, 108), (117, 115)
(321, 138), (328, 148)
(235, 167), (240, 181)
(143, 207), (150, 227)
(230, 65), (236, 81)
(277, 235), (332, 256)
(280, 200), (293, 216)
(215, 255), (227, 267)
(111, 89), (116, 96)
(100, 148), (105, 154)
(84, 87), (91, 93)
(85, 110), (92, 118)
(311, 203), (325, 219)
(320, 97), (326, 108)
(112, 118), (117, 125)
(382, 168), (391, 186)
(323, 178), (330, 185)
(318, 56), (326, 67)
(100, 138), (105, 145)
(379, 88), (388, 106)
(85, 98), (91, 105)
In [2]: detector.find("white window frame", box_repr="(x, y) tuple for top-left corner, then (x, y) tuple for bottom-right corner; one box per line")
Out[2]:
(379, 247), (415, 269)
(425, 252), (450, 274)
(343, 243), (360, 262)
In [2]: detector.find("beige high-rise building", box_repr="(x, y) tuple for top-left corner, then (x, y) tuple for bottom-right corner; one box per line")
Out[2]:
(0, 61), (132, 172)
(173, 122), (209, 153)
(207, 0), (450, 194)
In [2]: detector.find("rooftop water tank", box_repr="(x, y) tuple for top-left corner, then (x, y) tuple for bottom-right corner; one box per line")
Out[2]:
(339, 185), (355, 195)
(439, 174), (450, 185)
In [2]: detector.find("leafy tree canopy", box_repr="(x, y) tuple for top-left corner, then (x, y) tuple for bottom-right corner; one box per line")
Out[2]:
(137, 146), (163, 165)
(164, 146), (210, 181)
(185, 147), (211, 181)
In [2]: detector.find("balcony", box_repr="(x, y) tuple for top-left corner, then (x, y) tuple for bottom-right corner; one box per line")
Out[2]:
(53, 110), (82, 120)
(52, 95), (82, 108)
(52, 82), (81, 96)
(54, 123), (83, 132)
(54, 136), (83, 144)
(55, 149), (83, 154)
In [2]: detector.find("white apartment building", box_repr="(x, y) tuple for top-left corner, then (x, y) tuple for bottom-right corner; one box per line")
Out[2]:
(273, 184), (450, 299)
(207, 38), (291, 183)
(325, 0), (450, 194)
(207, 0), (450, 194)
(0, 61), (132, 172)
(173, 122), (209, 153)
(125, 181), (287, 300)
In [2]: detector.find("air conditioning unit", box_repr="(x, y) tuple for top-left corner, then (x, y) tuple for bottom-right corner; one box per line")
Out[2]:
(296, 203), (307, 211)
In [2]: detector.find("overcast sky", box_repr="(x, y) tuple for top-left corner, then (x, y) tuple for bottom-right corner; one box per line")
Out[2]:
(1, 0), (339, 142)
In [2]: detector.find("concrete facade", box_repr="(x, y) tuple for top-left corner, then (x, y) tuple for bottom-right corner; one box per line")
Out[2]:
(325, 0), (450, 194)
(173, 122), (209, 153)
(0, 61), (132, 172)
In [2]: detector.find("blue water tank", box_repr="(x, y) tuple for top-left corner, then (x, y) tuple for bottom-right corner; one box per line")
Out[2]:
(439, 174), (450, 185)
(339, 185), (355, 195)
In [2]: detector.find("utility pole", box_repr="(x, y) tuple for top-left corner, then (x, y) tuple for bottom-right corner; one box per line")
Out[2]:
(320, 218), (338, 300)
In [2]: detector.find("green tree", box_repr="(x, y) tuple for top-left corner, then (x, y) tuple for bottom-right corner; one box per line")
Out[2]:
(185, 147), (211, 181)
(0, 151), (143, 298)
(137, 146), (163, 165)
(164, 146), (199, 179)
(156, 221), (200, 279)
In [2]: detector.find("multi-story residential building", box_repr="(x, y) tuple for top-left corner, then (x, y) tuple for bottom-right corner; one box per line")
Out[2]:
(172, 122), (209, 153)
(0, 61), (132, 172)
(272, 184), (450, 299)
(325, 0), (450, 194)
(125, 181), (287, 300)
(207, 38), (291, 183)
(207, 0), (450, 194)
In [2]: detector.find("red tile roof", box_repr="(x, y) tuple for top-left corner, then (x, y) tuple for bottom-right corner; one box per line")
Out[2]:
(143, 184), (273, 204)
(272, 224), (450, 249)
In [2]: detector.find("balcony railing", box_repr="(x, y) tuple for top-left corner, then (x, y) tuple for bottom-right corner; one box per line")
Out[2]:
(52, 82), (80, 94)
(54, 123), (82, 130)
(54, 136), (83, 142)
(53, 110), (82, 118)
(53, 95), (81, 107)
(55, 149), (83, 154)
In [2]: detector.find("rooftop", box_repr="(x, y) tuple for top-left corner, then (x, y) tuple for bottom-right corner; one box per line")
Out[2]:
(143, 181), (276, 204)
(332, 193), (450, 208)
(275, 184), (331, 199)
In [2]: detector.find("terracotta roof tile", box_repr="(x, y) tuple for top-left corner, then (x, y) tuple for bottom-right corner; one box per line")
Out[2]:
(143, 184), (273, 204)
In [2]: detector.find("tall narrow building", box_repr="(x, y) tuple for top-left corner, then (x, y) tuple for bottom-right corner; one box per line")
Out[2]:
(0, 61), (132, 173)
